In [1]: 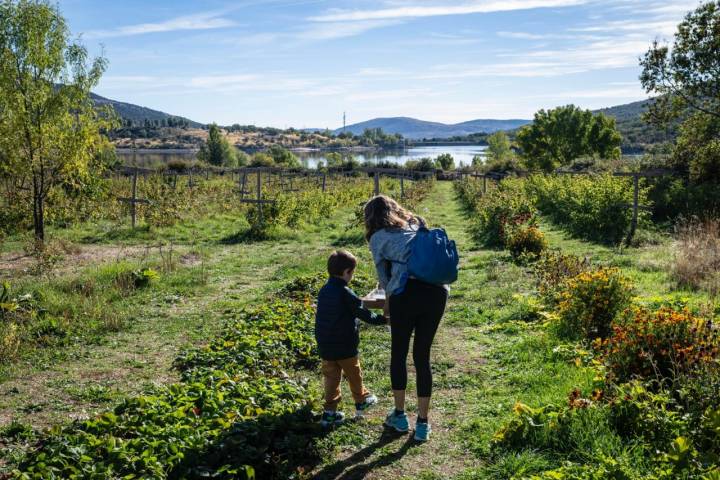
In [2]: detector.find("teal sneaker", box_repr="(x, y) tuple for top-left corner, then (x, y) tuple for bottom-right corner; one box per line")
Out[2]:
(384, 409), (409, 432)
(355, 393), (378, 418)
(414, 421), (431, 442)
(320, 411), (345, 427)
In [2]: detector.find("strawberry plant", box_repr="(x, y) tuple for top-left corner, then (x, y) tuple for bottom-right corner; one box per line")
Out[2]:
(13, 273), (352, 479)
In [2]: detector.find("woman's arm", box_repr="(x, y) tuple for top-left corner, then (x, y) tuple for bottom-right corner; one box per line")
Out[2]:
(370, 236), (391, 290)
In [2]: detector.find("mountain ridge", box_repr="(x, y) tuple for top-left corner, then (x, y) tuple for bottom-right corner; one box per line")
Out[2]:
(94, 91), (671, 149)
(333, 117), (531, 140)
(91, 92), (202, 128)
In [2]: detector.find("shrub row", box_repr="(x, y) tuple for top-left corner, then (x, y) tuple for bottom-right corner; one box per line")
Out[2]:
(524, 173), (649, 245)
(455, 179), (548, 260)
(456, 173), (651, 246)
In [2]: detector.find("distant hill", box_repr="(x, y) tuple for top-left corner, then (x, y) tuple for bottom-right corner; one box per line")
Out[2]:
(334, 116), (531, 140)
(594, 99), (677, 151)
(91, 93), (202, 128)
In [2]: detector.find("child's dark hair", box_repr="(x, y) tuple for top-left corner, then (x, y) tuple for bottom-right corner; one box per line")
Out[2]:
(328, 250), (357, 276)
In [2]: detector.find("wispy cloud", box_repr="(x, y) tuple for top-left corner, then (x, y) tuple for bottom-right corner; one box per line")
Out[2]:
(86, 11), (236, 38)
(297, 19), (399, 40)
(309, 0), (588, 22)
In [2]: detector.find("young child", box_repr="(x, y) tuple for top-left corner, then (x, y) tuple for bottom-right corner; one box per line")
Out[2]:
(315, 249), (387, 426)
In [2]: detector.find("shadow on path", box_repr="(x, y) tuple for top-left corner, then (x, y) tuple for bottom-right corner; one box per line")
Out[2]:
(314, 427), (417, 480)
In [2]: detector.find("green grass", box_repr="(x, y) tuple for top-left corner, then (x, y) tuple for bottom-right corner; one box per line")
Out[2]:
(1, 181), (713, 478)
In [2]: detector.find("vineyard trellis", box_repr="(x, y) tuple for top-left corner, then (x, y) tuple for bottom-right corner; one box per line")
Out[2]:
(107, 165), (435, 228)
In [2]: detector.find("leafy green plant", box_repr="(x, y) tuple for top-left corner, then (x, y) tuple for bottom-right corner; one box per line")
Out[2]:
(114, 267), (159, 291)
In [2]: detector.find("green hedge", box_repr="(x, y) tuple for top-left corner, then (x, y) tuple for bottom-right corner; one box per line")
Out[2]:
(525, 173), (649, 244)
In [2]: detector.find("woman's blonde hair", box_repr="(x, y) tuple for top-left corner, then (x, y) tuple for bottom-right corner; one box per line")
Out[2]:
(364, 195), (423, 241)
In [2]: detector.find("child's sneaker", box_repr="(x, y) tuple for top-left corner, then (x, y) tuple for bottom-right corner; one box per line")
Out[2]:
(355, 393), (378, 418)
(384, 409), (409, 432)
(320, 411), (345, 427)
(414, 421), (431, 441)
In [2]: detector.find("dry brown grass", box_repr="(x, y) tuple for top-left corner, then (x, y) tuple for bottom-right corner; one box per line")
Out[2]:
(673, 218), (720, 296)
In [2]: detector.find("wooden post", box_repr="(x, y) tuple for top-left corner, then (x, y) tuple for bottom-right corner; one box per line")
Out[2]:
(131, 169), (138, 228)
(322, 173), (326, 193)
(239, 172), (247, 200)
(374, 171), (380, 196)
(256, 170), (263, 220)
(483, 176), (487, 194)
(117, 168), (150, 227)
(627, 174), (640, 245)
(400, 176), (405, 198)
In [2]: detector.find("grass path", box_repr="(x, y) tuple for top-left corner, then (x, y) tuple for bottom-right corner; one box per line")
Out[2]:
(308, 182), (492, 479)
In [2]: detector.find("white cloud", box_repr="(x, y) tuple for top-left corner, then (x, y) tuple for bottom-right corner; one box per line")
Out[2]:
(86, 11), (236, 38)
(309, 0), (589, 22)
(297, 19), (399, 40)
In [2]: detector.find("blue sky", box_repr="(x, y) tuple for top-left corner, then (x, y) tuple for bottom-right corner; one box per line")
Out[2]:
(57, 0), (700, 128)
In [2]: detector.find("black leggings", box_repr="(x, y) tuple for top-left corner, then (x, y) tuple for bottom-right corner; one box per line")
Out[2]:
(389, 279), (448, 397)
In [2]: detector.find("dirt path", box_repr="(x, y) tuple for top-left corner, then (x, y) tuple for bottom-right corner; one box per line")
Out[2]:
(310, 182), (488, 479)
(0, 244), (150, 280)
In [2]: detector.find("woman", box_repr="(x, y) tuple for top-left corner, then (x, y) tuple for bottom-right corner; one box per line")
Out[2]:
(364, 195), (448, 442)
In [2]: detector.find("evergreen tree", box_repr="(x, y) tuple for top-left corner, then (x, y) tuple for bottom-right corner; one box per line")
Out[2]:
(197, 123), (238, 167)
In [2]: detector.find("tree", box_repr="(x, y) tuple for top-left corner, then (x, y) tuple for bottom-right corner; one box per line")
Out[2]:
(673, 112), (720, 182)
(406, 157), (436, 172)
(236, 150), (249, 167)
(517, 105), (621, 172)
(197, 124), (238, 167)
(268, 145), (300, 168)
(640, 1), (720, 183)
(472, 155), (484, 168)
(435, 153), (455, 170)
(485, 131), (512, 164)
(640, 1), (720, 124)
(0, 0), (116, 242)
(324, 152), (343, 168)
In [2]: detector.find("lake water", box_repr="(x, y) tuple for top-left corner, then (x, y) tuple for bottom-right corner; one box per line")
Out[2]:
(117, 145), (487, 169)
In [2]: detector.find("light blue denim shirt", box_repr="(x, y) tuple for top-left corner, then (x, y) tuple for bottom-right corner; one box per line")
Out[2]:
(368, 224), (419, 296)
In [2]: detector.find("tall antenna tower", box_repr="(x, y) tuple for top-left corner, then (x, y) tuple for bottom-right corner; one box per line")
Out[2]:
(343, 111), (346, 132)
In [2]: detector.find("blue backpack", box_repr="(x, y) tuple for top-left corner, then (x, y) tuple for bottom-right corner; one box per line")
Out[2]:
(407, 227), (459, 286)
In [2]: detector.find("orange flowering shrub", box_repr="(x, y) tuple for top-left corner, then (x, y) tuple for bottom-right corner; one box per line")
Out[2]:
(555, 267), (633, 340)
(598, 307), (720, 384)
